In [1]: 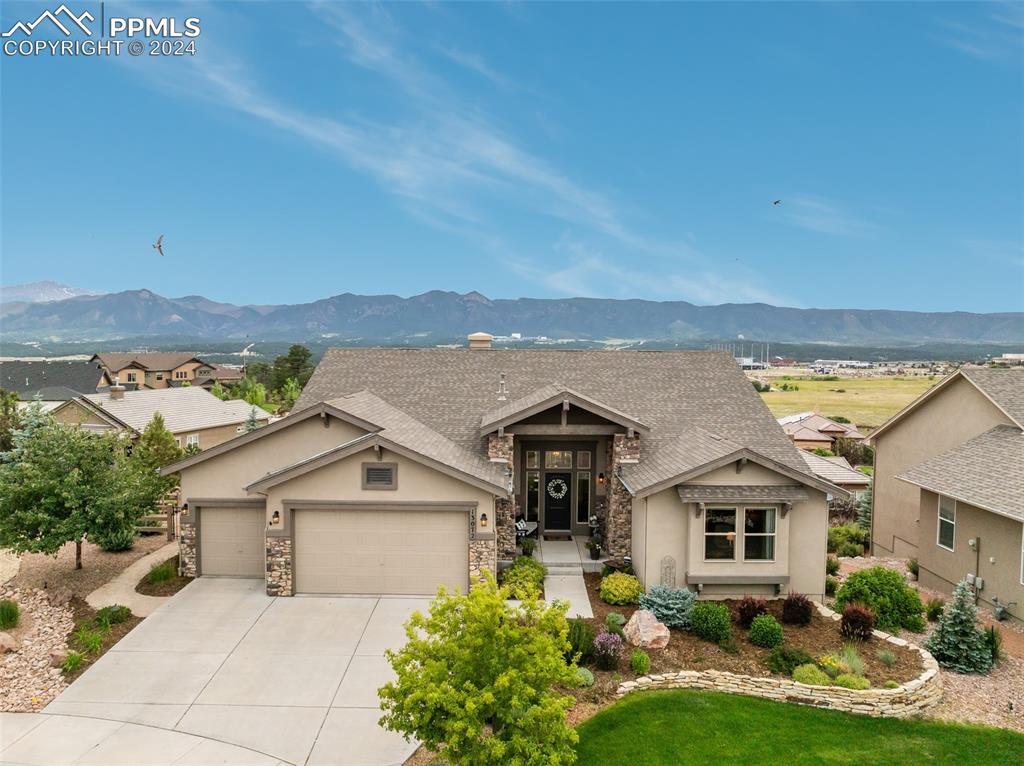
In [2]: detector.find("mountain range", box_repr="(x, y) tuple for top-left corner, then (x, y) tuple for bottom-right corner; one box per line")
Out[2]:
(0, 285), (1021, 345)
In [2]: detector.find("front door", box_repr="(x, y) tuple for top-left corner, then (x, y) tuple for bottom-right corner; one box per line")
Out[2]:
(544, 472), (573, 531)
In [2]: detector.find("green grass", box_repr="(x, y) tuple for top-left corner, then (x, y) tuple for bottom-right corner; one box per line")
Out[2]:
(574, 690), (1024, 765)
(759, 376), (937, 429)
(0, 599), (19, 630)
(146, 560), (177, 585)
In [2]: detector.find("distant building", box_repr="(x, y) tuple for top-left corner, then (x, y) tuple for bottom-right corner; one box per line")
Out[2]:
(801, 451), (871, 499)
(52, 386), (271, 450)
(0, 359), (113, 411)
(770, 357), (799, 367)
(778, 412), (866, 450)
(91, 352), (214, 390)
(812, 359), (875, 370)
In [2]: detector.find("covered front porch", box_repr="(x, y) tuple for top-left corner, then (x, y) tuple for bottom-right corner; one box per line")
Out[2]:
(533, 535), (609, 574)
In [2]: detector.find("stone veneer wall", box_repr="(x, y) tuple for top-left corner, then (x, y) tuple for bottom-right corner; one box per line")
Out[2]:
(488, 433), (517, 560)
(266, 536), (293, 596)
(606, 433), (640, 559)
(616, 602), (942, 718)
(469, 537), (497, 582)
(179, 521), (197, 577)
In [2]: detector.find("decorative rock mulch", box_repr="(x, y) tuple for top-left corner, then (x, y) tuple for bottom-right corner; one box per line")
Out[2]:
(0, 587), (73, 712)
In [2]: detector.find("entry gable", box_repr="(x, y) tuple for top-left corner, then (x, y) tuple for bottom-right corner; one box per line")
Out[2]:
(479, 384), (650, 436)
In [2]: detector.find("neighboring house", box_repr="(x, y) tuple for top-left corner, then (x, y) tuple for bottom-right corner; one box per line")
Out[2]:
(778, 412), (866, 450)
(0, 360), (113, 411)
(800, 451), (872, 499)
(52, 385), (271, 450)
(91, 352), (214, 389)
(196, 363), (245, 389)
(161, 336), (844, 600)
(869, 367), (1023, 623)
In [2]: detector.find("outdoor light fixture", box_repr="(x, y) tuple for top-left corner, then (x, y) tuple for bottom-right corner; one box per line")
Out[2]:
(271, 511), (281, 526)
(597, 472), (605, 486)
(480, 512), (489, 528)
(180, 503), (189, 516)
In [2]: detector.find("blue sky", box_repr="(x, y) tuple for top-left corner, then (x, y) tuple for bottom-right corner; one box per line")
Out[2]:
(1, 1), (1022, 312)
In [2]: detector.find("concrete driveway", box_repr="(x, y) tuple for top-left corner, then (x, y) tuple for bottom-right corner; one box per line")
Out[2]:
(0, 579), (428, 766)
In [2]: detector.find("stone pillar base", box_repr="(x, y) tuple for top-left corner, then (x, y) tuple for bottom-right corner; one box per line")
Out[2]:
(179, 523), (197, 577)
(266, 536), (293, 596)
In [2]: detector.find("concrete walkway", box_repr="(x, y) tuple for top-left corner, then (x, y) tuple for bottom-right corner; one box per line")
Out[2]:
(86, 542), (178, 617)
(538, 539), (593, 618)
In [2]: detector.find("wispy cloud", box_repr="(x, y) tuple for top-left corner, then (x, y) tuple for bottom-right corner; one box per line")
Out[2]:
(933, 4), (1024, 62)
(780, 196), (881, 238)
(438, 46), (517, 90)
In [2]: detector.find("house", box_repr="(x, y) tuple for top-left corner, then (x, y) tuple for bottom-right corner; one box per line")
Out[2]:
(90, 352), (215, 389)
(800, 451), (872, 499)
(0, 359), (113, 411)
(196, 363), (245, 389)
(869, 367), (1023, 623)
(52, 385), (271, 450)
(778, 412), (866, 450)
(160, 336), (845, 600)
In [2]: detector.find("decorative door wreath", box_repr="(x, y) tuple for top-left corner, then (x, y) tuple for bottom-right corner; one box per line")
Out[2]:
(546, 478), (569, 499)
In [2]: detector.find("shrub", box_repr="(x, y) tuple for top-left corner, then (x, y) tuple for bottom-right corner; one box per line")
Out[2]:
(575, 667), (594, 688)
(792, 663), (831, 686)
(906, 558), (919, 578)
(825, 576), (837, 596)
(630, 649), (650, 675)
(605, 612), (626, 638)
(736, 596), (769, 628)
(877, 649), (896, 667)
(827, 524), (869, 554)
(834, 566), (923, 633)
(146, 560), (177, 585)
(925, 598), (945, 622)
(826, 557), (840, 576)
(639, 585), (696, 629)
(566, 618), (596, 664)
(499, 556), (547, 600)
(840, 603), (875, 640)
(93, 525), (137, 552)
(904, 613), (926, 633)
(834, 673), (870, 690)
(74, 626), (105, 655)
(984, 626), (1004, 665)
(924, 579), (993, 674)
(765, 646), (814, 675)
(833, 644), (866, 676)
(520, 537), (537, 557)
(593, 630), (623, 671)
(883, 680), (900, 689)
(599, 572), (642, 605)
(689, 602), (731, 644)
(94, 605), (132, 629)
(837, 542), (866, 558)
(0, 599), (19, 630)
(782, 593), (813, 625)
(748, 614), (784, 648)
(61, 650), (84, 675)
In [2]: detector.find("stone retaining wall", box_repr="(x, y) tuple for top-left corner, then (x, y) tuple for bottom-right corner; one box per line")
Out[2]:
(615, 603), (942, 718)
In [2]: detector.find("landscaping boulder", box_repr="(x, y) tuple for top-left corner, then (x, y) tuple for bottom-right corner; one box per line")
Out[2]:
(623, 609), (670, 649)
(0, 631), (19, 653)
(49, 648), (68, 667)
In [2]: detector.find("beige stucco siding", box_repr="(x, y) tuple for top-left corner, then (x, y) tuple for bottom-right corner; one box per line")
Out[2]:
(872, 377), (1009, 557)
(264, 446), (495, 530)
(917, 489), (1024, 624)
(179, 416), (367, 501)
(173, 421), (269, 451)
(635, 460), (828, 600)
(53, 400), (116, 430)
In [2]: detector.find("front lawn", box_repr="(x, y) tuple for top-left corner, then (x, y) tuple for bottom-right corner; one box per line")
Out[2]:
(575, 689), (1024, 765)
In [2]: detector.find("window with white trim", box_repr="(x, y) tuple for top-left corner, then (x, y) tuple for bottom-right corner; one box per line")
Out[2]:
(704, 508), (736, 560)
(937, 495), (955, 551)
(174, 370), (189, 380)
(126, 372), (137, 383)
(743, 508), (776, 561)
(185, 434), (199, 448)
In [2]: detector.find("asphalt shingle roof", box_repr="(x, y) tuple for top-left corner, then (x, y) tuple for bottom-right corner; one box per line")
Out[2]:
(0, 360), (106, 400)
(961, 368), (1024, 427)
(297, 348), (817, 490)
(93, 352), (203, 372)
(898, 424), (1024, 522)
(82, 387), (270, 435)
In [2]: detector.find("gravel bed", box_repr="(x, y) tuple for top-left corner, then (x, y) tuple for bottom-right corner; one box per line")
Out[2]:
(0, 586), (74, 712)
(931, 658), (1024, 732)
(10, 535), (168, 601)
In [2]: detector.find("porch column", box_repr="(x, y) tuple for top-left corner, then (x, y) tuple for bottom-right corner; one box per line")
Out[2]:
(178, 515), (197, 578)
(606, 433), (640, 559)
(266, 534), (293, 596)
(488, 433), (517, 561)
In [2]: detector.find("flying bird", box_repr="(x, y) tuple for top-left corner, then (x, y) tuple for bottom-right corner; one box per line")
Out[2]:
(772, 199), (782, 206)
(152, 235), (165, 256)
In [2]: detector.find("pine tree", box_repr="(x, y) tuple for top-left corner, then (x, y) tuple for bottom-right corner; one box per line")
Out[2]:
(0, 388), (21, 453)
(2, 395), (52, 462)
(132, 412), (183, 493)
(855, 488), (872, 531)
(924, 578), (993, 674)
(244, 407), (262, 433)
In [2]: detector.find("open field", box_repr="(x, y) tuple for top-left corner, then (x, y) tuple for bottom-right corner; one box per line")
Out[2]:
(759, 375), (939, 429)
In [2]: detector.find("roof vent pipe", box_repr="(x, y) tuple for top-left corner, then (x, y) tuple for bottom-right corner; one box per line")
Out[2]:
(496, 372), (508, 402)
(110, 377), (126, 400)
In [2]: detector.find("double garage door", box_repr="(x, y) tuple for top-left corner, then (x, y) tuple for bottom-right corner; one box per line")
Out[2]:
(294, 509), (469, 595)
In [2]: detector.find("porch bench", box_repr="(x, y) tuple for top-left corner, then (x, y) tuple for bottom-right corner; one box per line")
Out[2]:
(685, 572), (790, 596)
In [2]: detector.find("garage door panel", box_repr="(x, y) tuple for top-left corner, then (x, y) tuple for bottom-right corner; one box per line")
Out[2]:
(294, 509), (468, 595)
(200, 507), (265, 578)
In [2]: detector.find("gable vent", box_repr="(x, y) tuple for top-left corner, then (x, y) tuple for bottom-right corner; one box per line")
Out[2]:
(365, 466), (393, 485)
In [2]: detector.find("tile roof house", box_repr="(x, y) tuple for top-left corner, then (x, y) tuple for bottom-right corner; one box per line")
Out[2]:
(0, 360), (113, 410)
(52, 386), (271, 451)
(90, 352), (215, 390)
(800, 452), (872, 497)
(869, 367), (1023, 623)
(778, 412), (866, 449)
(161, 337), (845, 601)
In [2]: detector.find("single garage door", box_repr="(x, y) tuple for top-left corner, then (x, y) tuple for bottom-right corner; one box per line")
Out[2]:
(294, 509), (468, 595)
(200, 507), (265, 577)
